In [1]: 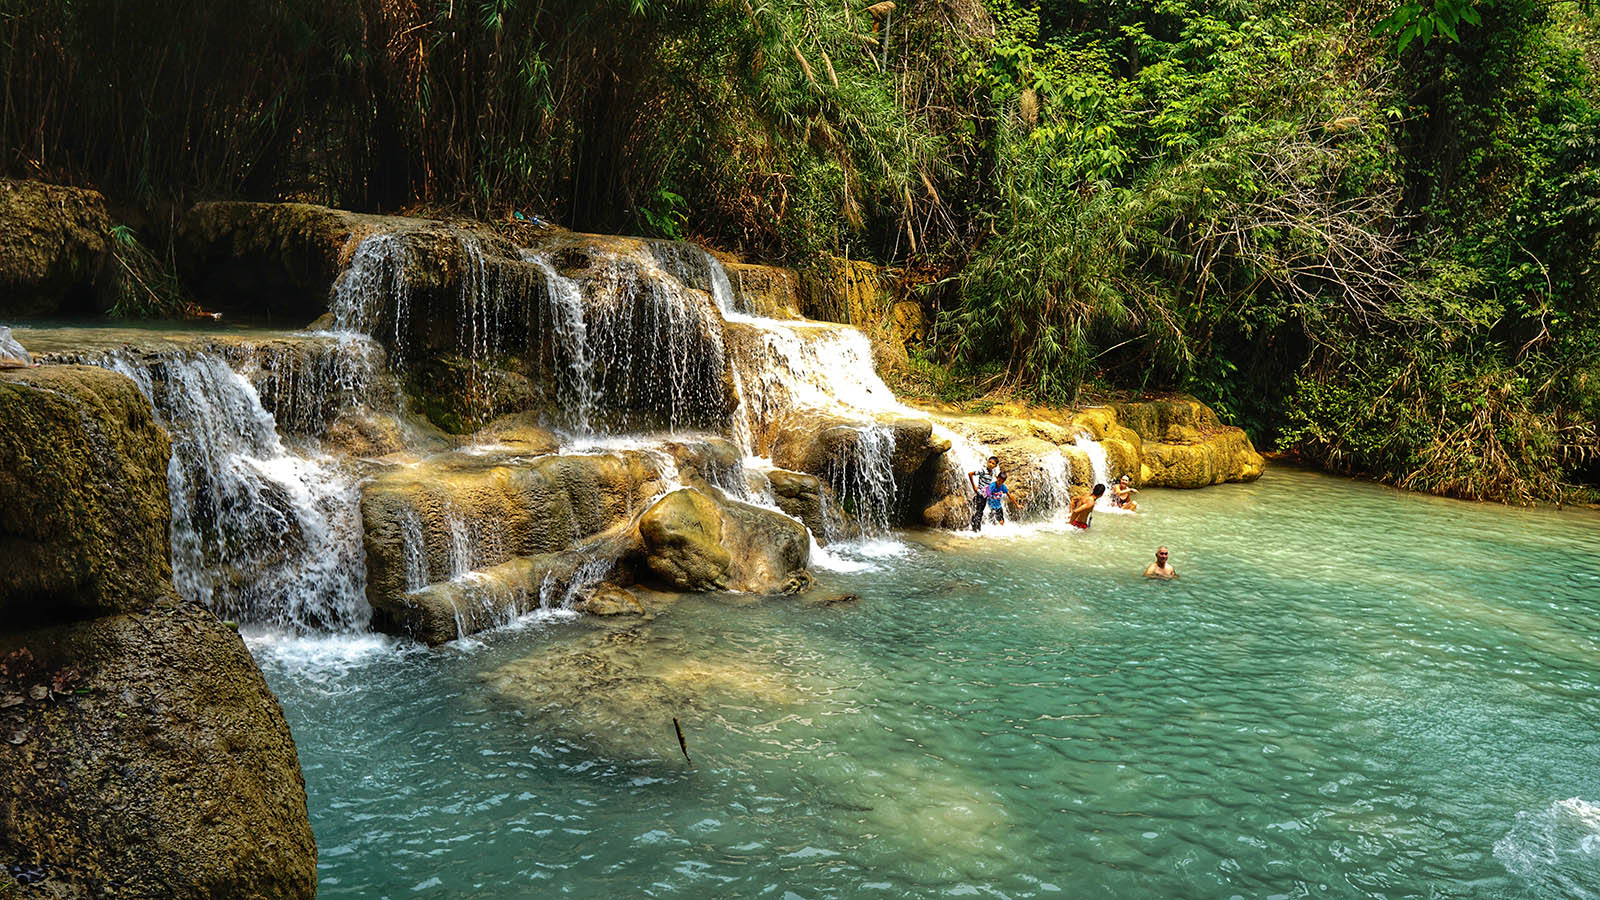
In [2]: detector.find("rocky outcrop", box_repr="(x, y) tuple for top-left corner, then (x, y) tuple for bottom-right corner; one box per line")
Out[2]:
(768, 412), (950, 528)
(0, 364), (315, 899)
(918, 396), (1265, 524)
(0, 366), (172, 623)
(371, 549), (619, 644)
(1108, 397), (1266, 486)
(0, 180), (113, 319)
(360, 447), (668, 611)
(179, 201), (423, 322)
(636, 488), (810, 594)
(0, 602), (317, 900)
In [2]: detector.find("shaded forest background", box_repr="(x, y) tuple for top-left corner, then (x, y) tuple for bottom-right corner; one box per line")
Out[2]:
(3, 0), (1597, 503)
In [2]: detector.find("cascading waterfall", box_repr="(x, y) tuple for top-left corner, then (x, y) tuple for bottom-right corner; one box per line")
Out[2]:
(329, 232), (415, 347)
(100, 350), (369, 632)
(649, 240), (744, 315)
(526, 253), (598, 434)
(1076, 431), (1113, 505)
(1032, 451), (1075, 523)
(399, 507), (430, 593)
(823, 424), (898, 538)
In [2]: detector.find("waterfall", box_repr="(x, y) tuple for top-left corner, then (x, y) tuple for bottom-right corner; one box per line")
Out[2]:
(399, 507), (429, 592)
(1032, 451), (1075, 522)
(100, 350), (369, 632)
(329, 232), (414, 348)
(526, 253), (597, 434)
(1076, 431), (1117, 511)
(823, 424), (898, 538)
(649, 240), (744, 315)
(706, 253), (740, 315)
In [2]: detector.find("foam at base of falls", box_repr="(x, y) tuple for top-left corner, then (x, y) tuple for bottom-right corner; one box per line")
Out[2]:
(1494, 797), (1600, 898)
(101, 350), (370, 632)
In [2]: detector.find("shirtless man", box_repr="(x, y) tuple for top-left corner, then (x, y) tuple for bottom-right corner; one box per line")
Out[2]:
(1069, 484), (1105, 530)
(1144, 546), (1177, 579)
(1111, 474), (1139, 511)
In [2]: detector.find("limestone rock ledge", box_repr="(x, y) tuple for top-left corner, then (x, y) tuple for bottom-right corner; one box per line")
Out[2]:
(0, 365), (316, 899)
(921, 395), (1265, 525)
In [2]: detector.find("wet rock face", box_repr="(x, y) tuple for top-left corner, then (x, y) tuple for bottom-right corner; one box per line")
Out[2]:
(0, 602), (317, 900)
(0, 367), (172, 623)
(360, 448), (666, 610)
(0, 180), (113, 318)
(636, 488), (811, 594)
(180, 201), (414, 322)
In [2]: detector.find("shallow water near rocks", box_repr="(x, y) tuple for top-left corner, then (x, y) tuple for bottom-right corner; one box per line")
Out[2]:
(253, 467), (1600, 898)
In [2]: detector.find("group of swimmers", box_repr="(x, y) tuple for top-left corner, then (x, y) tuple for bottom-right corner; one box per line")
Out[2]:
(966, 457), (1177, 578)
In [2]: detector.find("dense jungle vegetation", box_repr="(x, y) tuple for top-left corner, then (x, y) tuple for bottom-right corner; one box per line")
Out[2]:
(3, 0), (1597, 502)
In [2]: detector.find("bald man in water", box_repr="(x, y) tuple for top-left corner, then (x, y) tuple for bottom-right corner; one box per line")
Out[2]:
(1144, 546), (1177, 579)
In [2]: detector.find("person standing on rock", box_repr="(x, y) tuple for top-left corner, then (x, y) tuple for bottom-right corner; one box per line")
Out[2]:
(1070, 484), (1105, 530)
(967, 456), (1002, 531)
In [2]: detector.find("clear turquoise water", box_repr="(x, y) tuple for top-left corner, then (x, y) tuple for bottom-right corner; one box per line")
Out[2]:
(253, 467), (1600, 899)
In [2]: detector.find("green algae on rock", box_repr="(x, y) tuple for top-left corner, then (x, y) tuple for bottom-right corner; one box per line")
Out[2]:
(0, 366), (172, 622)
(0, 180), (113, 319)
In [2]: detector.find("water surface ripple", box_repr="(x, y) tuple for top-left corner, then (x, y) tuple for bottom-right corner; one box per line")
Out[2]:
(254, 467), (1600, 898)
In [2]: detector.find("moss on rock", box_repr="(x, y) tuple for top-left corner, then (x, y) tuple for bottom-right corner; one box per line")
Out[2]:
(0, 180), (113, 318)
(0, 366), (172, 623)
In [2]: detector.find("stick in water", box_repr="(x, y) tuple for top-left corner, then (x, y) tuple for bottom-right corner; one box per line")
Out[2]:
(673, 717), (691, 764)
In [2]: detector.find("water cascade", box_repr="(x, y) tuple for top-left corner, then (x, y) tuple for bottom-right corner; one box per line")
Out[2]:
(99, 349), (370, 632)
(525, 253), (597, 434)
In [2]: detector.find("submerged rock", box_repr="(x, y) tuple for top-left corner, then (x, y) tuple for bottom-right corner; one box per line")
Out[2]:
(0, 602), (317, 900)
(575, 583), (648, 617)
(0, 180), (113, 318)
(0, 366), (172, 623)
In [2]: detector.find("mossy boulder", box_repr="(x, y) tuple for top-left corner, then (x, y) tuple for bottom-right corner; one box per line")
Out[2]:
(0, 366), (172, 623)
(636, 488), (810, 594)
(0, 180), (113, 318)
(0, 601), (316, 900)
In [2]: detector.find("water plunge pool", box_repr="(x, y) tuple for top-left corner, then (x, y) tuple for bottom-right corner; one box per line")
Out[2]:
(253, 467), (1600, 898)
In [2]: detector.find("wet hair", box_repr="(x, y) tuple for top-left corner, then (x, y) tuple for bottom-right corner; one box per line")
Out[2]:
(1092, 484), (1106, 497)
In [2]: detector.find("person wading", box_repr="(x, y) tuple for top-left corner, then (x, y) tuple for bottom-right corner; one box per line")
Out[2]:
(1144, 546), (1177, 579)
(1111, 474), (1139, 511)
(967, 456), (1002, 531)
(1070, 484), (1105, 530)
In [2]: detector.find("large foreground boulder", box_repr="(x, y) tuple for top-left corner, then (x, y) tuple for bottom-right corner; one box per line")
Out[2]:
(0, 366), (172, 623)
(0, 601), (317, 900)
(0, 180), (112, 318)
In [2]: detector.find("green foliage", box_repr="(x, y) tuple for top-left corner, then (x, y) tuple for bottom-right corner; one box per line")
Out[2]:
(105, 225), (191, 319)
(1376, 0), (1497, 51)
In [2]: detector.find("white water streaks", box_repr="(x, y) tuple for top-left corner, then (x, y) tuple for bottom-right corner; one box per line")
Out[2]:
(102, 350), (370, 632)
(1495, 797), (1600, 898)
(526, 252), (598, 434)
(329, 232), (415, 348)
